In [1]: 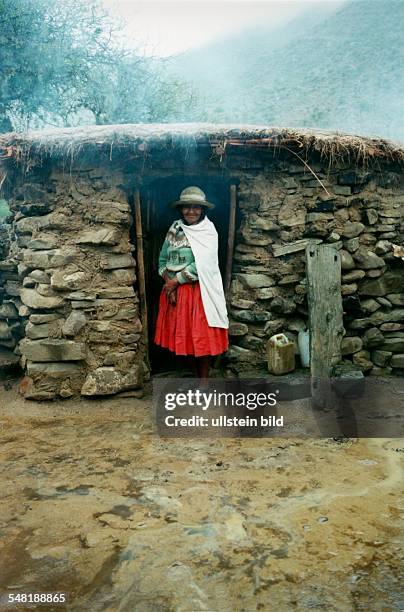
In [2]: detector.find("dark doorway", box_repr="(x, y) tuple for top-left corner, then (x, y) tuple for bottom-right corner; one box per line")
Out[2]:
(138, 175), (237, 374)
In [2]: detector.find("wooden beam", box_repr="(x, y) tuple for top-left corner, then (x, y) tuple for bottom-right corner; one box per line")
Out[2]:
(306, 244), (344, 409)
(273, 238), (322, 257)
(225, 184), (237, 294)
(134, 190), (149, 366)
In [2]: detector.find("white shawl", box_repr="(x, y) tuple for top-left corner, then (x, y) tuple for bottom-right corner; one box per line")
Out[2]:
(179, 217), (229, 329)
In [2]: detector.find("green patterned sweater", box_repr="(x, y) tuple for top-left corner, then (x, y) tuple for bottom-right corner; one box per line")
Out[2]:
(158, 221), (199, 284)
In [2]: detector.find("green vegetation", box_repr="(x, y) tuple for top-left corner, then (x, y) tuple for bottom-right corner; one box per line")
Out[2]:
(0, 0), (196, 131)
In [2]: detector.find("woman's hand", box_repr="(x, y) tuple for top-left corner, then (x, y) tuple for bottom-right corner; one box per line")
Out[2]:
(164, 277), (179, 294)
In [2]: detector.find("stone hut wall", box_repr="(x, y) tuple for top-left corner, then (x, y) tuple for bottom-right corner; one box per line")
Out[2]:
(0, 165), (146, 399)
(0, 145), (403, 399)
(227, 162), (404, 375)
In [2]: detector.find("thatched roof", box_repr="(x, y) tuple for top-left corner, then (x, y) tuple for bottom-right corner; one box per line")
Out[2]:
(1, 123), (404, 167)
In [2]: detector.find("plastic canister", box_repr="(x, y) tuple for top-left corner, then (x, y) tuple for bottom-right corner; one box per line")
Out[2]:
(267, 333), (295, 375)
(298, 329), (310, 368)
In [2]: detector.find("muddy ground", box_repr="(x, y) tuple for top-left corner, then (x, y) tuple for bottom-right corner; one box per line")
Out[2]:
(0, 379), (403, 612)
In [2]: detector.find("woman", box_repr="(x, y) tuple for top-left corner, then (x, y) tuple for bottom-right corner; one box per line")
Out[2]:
(154, 186), (229, 379)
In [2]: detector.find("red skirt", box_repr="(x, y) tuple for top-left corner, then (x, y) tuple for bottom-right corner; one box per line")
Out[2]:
(154, 282), (228, 357)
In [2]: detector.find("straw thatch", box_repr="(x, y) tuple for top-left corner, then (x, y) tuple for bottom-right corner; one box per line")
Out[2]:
(1, 123), (404, 167)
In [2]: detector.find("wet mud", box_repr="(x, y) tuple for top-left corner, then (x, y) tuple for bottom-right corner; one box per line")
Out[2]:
(0, 383), (403, 611)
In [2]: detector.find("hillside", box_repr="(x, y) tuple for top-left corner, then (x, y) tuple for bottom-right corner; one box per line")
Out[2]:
(169, 0), (404, 140)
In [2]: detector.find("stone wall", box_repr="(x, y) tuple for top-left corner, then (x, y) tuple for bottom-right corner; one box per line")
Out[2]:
(0, 166), (147, 399)
(1, 150), (403, 398)
(227, 163), (404, 375)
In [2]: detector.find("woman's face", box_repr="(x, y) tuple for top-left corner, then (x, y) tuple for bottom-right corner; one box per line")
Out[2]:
(181, 204), (203, 225)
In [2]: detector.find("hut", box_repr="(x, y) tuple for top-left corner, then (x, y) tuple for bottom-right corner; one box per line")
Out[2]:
(0, 124), (403, 400)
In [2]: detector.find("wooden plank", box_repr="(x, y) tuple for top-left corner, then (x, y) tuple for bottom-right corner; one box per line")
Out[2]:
(225, 184), (237, 294)
(273, 238), (322, 257)
(306, 244), (344, 409)
(134, 190), (149, 367)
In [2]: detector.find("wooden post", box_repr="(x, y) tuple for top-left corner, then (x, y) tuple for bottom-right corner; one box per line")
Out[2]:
(225, 184), (237, 295)
(134, 190), (149, 365)
(306, 244), (344, 410)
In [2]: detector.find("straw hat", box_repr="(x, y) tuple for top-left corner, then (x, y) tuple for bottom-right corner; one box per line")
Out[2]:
(171, 186), (215, 209)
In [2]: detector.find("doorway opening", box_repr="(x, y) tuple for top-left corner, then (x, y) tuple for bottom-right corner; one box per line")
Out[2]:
(136, 175), (238, 375)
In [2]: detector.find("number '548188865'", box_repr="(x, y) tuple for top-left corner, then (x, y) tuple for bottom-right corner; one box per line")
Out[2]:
(7, 593), (66, 604)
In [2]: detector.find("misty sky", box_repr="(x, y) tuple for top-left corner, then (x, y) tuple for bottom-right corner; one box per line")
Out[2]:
(101, 0), (344, 56)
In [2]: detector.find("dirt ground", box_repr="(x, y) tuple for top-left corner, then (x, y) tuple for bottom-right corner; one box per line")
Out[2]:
(0, 378), (403, 612)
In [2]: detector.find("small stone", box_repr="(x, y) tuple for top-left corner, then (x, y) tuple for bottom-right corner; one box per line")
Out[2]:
(327, 232), (341, 243)
(371, 350), (392, 367)
(66, 292), (97, 301)
(387, 294), (404, 306)
(230, 298), (254, 310)
(5, 281), (20, 297)
(250, 216), (280, 231)
(20, 339), (85, 361)
(380, 338), (404, 352)
(278, 197), (306, 227)
(36, 284), (60, 298)
(226, 345), (254, 361)
(341, 337), (363, 355)
(81, 365), (142, 395)
(18, 305), (30, 317)
(256, 287), (279, 300)
(239, 335), (263, 350)
(231, 310), (270, 323)
(30, 313), (62, 324)
(51, 271), (88, 291)
(342, 222), (364, 238)
(75, 227), (121, 245)
(28, 233), (59, 250)
(278, 274), (301, 285)
(344, 237), (360, 252)
(264, 318), (286, 335)
(353, 350), (373, 372)
(342, 270), (365, 282)
(27, 361), (82, 377)
(229, 322), (249, 336)
(380, 322), (403, 332)
(25, 322), (51, 340)
(376, 297), (391, 308)
(366, 269), (384, 278)
(334, 185), (351, 196)
(0, 302), (19, 320)
(0, 321), (12, 340)
(363, 327), (385, 348)
(62, 312), (87, 336)
(341, 283), (357, 295)
(340, 250), (355, 270)
(96, 287), (135, 299)
(363, 209), (378, 225)
(360, 299), (381, 313)
(353, 247), (385, 269)
(22, 277), (35, 288)
(271, 297), (296, 315)
(236, 274), (275, 289)
(375, 240), (392, 255)
(20, 288), (64, 310)
(391, 355), (404, 368)
(29, 270), (51, 284)
(99, 254), (135, 269)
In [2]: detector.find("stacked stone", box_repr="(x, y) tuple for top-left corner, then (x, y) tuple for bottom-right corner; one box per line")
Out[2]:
(0, 222), (25, 355)
(227, 165), (404, 375)
(7, 171), (145, 399)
